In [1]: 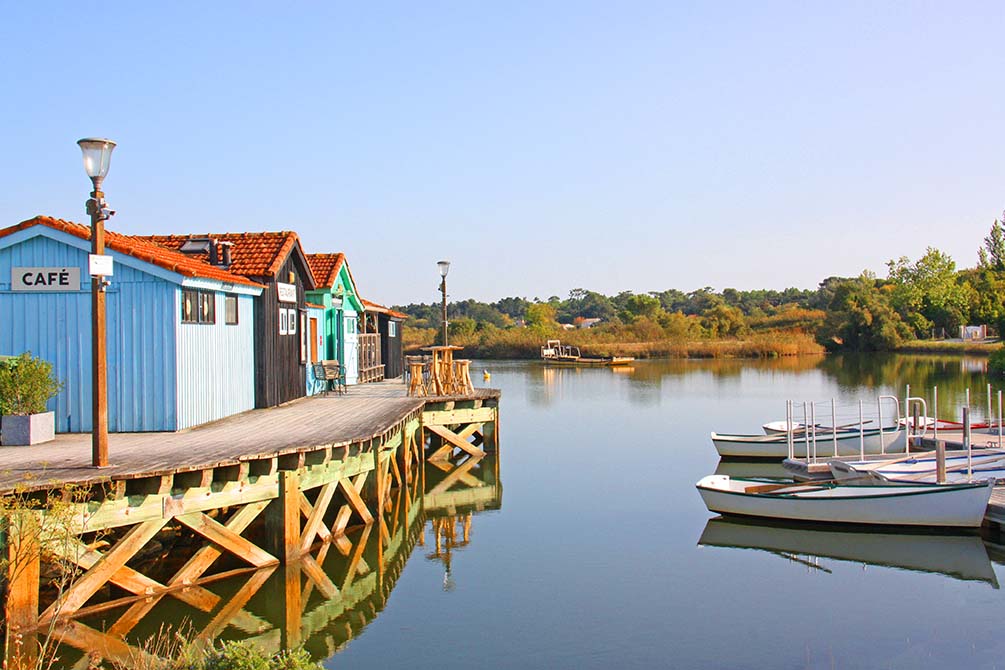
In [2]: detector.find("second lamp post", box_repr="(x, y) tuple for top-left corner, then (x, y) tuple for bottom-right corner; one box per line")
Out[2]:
(437, 260), (450, 346)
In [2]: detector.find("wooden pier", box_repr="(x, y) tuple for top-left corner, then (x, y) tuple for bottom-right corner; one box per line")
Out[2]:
(0, 380), (501, 666)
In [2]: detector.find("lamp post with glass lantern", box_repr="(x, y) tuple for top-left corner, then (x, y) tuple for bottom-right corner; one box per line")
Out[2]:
(77, 138), (116, 467)
(437, 261), (450, 346)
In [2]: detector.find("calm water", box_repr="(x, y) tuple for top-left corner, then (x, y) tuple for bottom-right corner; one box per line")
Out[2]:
(68, 354), (1005, 669)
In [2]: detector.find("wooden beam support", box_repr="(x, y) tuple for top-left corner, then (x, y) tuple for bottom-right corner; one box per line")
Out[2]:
(176, 511), (277, 568)
(299, 481), (337, 554)
(264, 470), (301, 563)
(169, 499), (269, 587)
(42, 518), (168, 621)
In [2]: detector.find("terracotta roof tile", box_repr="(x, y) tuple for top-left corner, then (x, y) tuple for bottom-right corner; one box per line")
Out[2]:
(306, 253), (345, 289)
(305, 302), (325, 309)
(140, 231), (304, 280)
(0, 216), (263, 288)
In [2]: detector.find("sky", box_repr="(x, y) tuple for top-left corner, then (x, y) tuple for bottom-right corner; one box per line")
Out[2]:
(2, 2), (1004, 305)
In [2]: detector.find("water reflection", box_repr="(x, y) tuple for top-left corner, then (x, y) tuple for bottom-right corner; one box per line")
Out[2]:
(699, 517), (999, 588)
(54, 454), (502, 668)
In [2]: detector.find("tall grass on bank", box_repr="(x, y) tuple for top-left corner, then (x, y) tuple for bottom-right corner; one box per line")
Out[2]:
(404, 327), (824, 359)
(895, 340), (1001, 355)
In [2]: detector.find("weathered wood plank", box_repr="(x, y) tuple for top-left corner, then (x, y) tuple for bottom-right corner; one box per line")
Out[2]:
(176, 512), (277, 568)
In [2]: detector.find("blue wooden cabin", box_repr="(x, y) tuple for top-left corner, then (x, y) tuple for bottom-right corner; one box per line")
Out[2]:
(0, 216), (263, 433)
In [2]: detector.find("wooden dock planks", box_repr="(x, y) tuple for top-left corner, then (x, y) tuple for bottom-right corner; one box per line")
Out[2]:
(0, 382), (497, 494)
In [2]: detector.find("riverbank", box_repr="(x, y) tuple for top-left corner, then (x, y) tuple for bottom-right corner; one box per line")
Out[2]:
(895, 339), (1001, 355)
(404, 329), (824, 359)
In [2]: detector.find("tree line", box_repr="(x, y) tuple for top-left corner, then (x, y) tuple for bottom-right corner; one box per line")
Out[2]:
(394, 215), (1005, 352)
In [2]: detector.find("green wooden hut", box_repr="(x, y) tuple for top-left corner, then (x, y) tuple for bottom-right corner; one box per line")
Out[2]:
(306, 253), (366, 385)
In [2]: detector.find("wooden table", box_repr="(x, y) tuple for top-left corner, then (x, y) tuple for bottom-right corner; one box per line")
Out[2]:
(420, 345), (464, 396)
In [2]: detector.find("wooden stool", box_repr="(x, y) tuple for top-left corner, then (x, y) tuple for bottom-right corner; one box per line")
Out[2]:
(408, 361), (427, 397)
(453, 359), (474, 395)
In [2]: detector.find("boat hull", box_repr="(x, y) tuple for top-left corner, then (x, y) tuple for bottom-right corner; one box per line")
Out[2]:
(711, 429), (906, 458)
(542, 357), (635, 367)
(696, 475), (993, 528)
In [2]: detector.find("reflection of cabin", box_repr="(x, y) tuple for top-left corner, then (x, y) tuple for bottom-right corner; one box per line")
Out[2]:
(0, 216), (263, 431)
(142, 231), (317, 408)
(362, 299), (407, 379)
(305, 253), (365, 385)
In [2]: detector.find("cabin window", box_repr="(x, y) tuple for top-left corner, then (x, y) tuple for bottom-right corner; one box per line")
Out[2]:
(346, 316), (356, 335)
(279, 307), (288, 335)
(182, 289), (216, 325)
(288, 308), (297, 335)
(225, 295), (239, 325)
(388, 321), (397, 337)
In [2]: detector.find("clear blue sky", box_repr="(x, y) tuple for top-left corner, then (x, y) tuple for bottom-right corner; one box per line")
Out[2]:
(2, 2), (1004, 304)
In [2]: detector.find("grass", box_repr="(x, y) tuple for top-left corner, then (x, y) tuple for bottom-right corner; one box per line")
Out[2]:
(895, 340), (1001, 355)
(404, 327), (825, 359)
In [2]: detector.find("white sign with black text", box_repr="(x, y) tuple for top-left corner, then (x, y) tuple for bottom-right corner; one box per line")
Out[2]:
(276, 282), (297, 303)
(12, 267), (82, 292)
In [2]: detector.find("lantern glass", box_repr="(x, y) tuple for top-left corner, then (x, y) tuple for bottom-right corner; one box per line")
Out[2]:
(437, 260), (451, 278)
(77, 138), (116, 179)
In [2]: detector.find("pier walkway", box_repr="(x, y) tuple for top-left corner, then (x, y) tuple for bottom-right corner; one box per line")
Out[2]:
(0, 380), (496, 494)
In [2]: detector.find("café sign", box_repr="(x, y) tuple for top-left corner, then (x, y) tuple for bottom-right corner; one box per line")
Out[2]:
(276, 282), (297, 303)
(12, 267), (82, 292)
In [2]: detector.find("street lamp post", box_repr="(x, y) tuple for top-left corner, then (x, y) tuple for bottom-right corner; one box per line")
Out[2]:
(437, 260), (450, 346)
(77, 138), (116, 467)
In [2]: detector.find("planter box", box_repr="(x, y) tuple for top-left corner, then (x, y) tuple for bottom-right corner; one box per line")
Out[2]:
(1, 412), (55, 446)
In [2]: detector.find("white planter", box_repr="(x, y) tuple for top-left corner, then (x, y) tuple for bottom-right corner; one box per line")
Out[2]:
(1, 412), (55, 446)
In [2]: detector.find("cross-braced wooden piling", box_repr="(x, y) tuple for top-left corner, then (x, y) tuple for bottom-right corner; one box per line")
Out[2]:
(0, 382), (500, 668)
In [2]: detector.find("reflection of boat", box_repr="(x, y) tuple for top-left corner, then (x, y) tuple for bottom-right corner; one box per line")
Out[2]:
(540, 339), (634, 366)
(695, 475), (994, 528)
(711, 428), (907, 458)
(698, 517), (999, 587)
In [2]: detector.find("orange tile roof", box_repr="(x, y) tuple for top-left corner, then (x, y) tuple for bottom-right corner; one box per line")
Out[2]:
(305, 302), (325, 309)
(361, 299), (408, 320)
(306, 253), (345, 289)
(140, 231), (303, 280)
(0, 216), (263, 288)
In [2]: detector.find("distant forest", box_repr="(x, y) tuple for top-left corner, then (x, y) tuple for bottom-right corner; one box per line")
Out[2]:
(394, 216), (1005, 355)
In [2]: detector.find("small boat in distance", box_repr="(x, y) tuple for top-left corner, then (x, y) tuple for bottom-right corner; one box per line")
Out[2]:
(711, 427), (907, 458)
(540, 339), (635, 366)
(695, 475), (994, 528)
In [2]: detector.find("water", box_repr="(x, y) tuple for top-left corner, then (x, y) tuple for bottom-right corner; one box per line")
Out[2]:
(63, 354), (1005, 669)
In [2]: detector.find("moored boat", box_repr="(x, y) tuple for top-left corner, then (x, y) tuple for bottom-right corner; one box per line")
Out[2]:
(829, 449), (1005, 484)
(695, 474), (994, 528)
(711, 428), (906, 458)
(540, 339), (634, 366)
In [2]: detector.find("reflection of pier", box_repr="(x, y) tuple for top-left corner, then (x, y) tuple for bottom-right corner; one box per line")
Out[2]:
(2, 384), (501, 668)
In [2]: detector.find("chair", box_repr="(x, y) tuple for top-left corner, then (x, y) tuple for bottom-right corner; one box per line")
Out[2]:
(320, 359), (347, 396)
(311, 363), (329, 396)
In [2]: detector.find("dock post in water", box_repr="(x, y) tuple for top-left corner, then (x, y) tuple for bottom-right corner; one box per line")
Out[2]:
(964, 406), (972, 480)
(936, 441), (947, 484)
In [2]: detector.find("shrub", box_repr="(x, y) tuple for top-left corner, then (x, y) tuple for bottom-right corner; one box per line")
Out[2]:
(0, 352), (63, 415)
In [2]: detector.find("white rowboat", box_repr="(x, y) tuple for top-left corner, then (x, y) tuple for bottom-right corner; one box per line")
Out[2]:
(710, 428), (906, 458)
(696, 475), (994, 528)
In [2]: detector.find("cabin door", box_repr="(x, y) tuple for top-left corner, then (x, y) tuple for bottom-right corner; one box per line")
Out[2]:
(344, 313), (359, 384)
(309, 317), (319, 362)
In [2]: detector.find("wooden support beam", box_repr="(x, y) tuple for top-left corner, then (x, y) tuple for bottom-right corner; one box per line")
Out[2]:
(426, 424), (485, 459)
(5, 510), (40, 645)
(176, 511), (277, 568)
(300, 553), (339, 600)
(339, 475), (374, 525)
(427, 455), (484, 496)
(170, 499), (269, 587)
(264, 470), (301, 563)
(42, 518), (168, 621)
(299, 481), (337, 554)
(299, 492), (332, 544)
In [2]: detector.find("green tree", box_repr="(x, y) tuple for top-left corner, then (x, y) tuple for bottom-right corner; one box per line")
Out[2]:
(701, 303), (748, 338)
(979, 214), (1005, 271)
(886, 247), (971, 335)
(818, 275), (909, 350)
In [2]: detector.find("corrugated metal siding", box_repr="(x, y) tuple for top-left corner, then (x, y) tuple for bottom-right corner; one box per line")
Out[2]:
(176, 293), (255, 429)
(0, 235), (177, 432)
